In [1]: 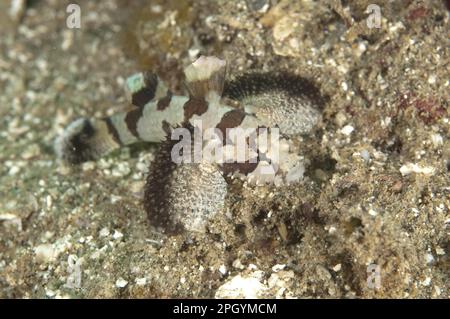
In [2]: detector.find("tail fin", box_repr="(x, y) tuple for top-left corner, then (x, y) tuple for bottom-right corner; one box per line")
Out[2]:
(54, 117), (122, 164)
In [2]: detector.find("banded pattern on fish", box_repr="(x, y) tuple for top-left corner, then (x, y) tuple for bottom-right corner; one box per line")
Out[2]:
(55, 56), (325, 234)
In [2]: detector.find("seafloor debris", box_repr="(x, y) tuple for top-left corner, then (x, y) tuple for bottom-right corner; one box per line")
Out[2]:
(8, 0), (26, 22)
(55, 56), (325, 234)
(214, 267), (296, 299)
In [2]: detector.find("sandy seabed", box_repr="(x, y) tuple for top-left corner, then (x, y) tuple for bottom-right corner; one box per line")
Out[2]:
(0, 0), (448, 298)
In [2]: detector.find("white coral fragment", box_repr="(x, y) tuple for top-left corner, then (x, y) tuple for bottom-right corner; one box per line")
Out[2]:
(400, 163), (435, 176)
(215, 271), (267, 299)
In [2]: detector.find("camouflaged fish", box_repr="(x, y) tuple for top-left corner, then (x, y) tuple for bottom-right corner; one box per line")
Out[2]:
(55, 56), (325, 234)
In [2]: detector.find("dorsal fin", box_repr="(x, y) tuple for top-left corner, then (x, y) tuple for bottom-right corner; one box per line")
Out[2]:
(183, 56), (227, 101)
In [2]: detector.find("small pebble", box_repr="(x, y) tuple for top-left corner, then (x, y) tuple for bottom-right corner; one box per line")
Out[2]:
(99, 227), (109, 237)
(45, 289), (56, 298)
(115, 278), (128, 288)
(232, 259), (245, 270)
(427, 74), (436, 84)
(368, 209), (378, 217)
(328, 226), (337, 234)
(332, 264), (342, 272)
(111, 195), (121, 204)
(271, 264), (286, 272)
(8, 166), (20, 175)
(135, 277), (147, 286)
(35, 244), (56, 263)
(82, 161), (96, 171)
(112, 162), (131, 177)
(359, 150), (371, 163)
(425, 253), (434, 265)
(340, 125), (354, 136)
(430, 134), (443, 148)
(112, 230), (123, 240)
(334, 112), (347, 127)
(421, 277), (431, 287)
(219, 265), (227, 275)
